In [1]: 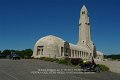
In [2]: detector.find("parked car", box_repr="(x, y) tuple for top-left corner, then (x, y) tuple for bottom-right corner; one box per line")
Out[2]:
(12, 54), (20, 60)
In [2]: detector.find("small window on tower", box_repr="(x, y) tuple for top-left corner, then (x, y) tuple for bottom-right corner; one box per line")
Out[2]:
(83, 41), (84, 43)
(82, 11), (85, 14)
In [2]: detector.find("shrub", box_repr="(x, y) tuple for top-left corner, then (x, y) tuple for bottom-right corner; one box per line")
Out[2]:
(50, 58), (58, 62)
(118, 59), (120, 61)
(24, 56), (29, 59)
(39, 57), (59, 62)
(39, 57), (56, 62)
(70, 58), (83, 65)
(58, 59), (69, 64)
(39, 57), (46, 60)
(43, 57), (51, 61)
(97, 64), (109, 72)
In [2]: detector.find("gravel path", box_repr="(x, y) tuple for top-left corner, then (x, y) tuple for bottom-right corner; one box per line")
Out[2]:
(96, 61), (120, 73)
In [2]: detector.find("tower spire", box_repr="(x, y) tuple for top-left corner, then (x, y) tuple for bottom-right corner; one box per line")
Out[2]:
(81, 5), (87, 12)
(77, 5), (96, 57)
(77, 5), (92, 47)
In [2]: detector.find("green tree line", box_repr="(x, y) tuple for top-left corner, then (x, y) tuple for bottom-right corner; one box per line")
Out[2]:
(0, 49), (33, 59)
(104, 54), (120, 60)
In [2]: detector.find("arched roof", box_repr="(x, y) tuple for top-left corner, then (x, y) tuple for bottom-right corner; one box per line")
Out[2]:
(35, 35), (65, 46)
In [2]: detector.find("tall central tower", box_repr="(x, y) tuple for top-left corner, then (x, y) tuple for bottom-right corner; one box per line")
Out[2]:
(77, 5), (96, 56)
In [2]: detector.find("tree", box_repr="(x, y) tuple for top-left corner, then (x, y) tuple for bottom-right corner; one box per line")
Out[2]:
(19, 49), (33, 59)
(105, 54), (120, 60)
(0, 50), (2, 58)
(0, 49), (33, 59)
(2, 49), (11, 55)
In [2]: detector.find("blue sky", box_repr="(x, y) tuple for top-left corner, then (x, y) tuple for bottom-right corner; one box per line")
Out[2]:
(0, 0), (120, 54)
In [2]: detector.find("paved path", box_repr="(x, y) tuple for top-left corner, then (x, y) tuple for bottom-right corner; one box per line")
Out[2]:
(0, 59), (120, 80)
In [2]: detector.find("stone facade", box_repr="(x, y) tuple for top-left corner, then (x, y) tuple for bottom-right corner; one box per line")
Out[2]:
(32, 5), (103, 60)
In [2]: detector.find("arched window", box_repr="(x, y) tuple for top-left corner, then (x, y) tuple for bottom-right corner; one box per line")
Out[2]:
(72, 50), (74, 57)
(78, 51), (79, 58)
(41, 49), (43, 55)
(83, 41), (84, 43)
(61, 47), (63, 56)
(80, 51), (81, 57)
(90, 53), (92, 57)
